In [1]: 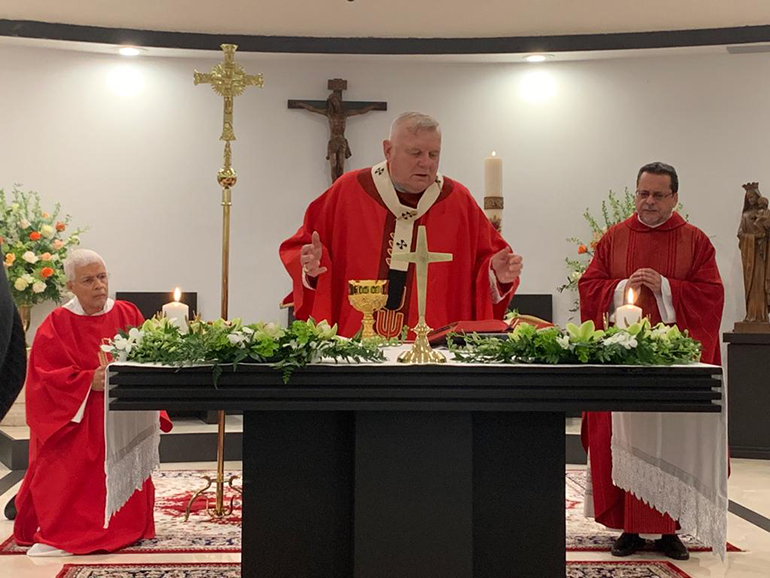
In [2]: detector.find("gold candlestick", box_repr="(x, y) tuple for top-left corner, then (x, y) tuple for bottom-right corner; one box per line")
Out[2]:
(348, 280), (388, 338)
(392, 226), (453, 363)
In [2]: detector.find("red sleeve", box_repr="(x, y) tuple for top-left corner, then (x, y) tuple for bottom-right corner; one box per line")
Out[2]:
(26, 316), (94, 446)
(470, 194), (518, 319)
(668, 233), (724, 365)
(279, 187), (336, 322)
(578, 233), (621, 326)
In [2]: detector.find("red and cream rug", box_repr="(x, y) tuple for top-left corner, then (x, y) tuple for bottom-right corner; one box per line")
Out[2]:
(0, 469), (739, 555)
(55, 561), (695, 577)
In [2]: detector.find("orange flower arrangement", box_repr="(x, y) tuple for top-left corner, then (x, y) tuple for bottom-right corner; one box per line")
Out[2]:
(1, 186), (86, 308)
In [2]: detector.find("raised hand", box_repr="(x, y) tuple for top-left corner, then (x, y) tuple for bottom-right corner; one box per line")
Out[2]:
(300, 231), (328, 278)
(491, 248), (523, 284)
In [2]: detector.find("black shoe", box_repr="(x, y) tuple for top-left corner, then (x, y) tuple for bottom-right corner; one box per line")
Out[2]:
(655, 534), (690, 560)
(611, 532), (646, 557)
(4, 495), (16, 520)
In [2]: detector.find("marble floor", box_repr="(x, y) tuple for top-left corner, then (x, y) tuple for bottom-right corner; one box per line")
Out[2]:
(0, 458), (767, 577)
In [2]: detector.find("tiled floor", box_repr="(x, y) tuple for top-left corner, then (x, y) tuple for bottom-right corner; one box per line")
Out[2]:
(1, 460), (768, 577)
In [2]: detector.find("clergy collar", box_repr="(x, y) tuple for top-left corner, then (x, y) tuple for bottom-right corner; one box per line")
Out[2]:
(63, 296), (115, 317)
(628, 211), (685, 232)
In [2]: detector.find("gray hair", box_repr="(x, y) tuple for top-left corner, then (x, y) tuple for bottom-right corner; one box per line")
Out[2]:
(389, 112), (441, 139)
(64, 249), (106, 282)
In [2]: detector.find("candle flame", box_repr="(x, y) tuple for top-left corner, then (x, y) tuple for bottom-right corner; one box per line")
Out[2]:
(491, 151), (497, 157)
(627, 287), (635, 304)
(173, 287), (181, 302)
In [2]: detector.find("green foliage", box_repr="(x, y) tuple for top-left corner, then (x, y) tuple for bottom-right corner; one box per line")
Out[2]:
(103, 317), (387, 384)
(448, 319), (701, 366)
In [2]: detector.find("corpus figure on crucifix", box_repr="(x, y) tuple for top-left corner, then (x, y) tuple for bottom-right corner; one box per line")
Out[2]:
(289, 79), (387, 183)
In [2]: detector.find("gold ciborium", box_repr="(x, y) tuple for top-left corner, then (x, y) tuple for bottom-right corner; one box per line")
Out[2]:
(348, 280), (388, 338)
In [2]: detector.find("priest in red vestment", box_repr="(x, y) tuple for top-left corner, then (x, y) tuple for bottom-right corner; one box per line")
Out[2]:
(579, 162), (724, 560)
(14, 249), (172, 556)
(280, 112), (523, 337)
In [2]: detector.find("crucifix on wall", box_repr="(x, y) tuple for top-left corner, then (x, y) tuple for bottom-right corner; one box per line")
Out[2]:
(289, 78), (387, 183)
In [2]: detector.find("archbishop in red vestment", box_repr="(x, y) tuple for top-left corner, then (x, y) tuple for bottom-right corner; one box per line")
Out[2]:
(14, 250), (172, 555)
(578, 163), (724, 558)
(280, 112), (522, 337)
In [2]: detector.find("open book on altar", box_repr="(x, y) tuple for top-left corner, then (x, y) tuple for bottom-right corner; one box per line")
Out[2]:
(428, 314), (553, 345)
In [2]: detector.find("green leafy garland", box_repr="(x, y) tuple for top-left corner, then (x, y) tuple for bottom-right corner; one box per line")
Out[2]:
(448, 319), (701, 365)
(102, 317), (387, 384)
(103, 317), (703, 384)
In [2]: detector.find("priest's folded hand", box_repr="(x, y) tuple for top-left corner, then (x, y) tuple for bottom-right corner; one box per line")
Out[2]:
(630, 268), (662, 294)
(491, 248), (523, 284)
(300, 231), (328, 278)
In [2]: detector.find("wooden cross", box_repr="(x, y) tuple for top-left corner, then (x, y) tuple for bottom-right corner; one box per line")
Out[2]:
(289, 78), (387, 182)
(392, 226), (453, 321)
(194, 44), (264, 143)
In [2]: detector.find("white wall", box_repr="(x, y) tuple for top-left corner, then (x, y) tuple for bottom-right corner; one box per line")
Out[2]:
(1, 44), (766, 343)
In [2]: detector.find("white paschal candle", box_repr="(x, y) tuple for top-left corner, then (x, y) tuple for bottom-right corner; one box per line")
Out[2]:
(615, 287), (642, 329)
(484, 152), (503, 231)
(162, 287), (190, 334)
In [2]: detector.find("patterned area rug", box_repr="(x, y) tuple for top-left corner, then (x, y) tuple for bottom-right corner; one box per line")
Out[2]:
(566, 470), (740, 552)
(55, 561), (693, 577)
(1, 469), (738, 555)
(1, 470), (243, 554)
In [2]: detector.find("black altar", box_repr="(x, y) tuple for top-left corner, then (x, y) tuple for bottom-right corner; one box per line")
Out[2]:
(108, 361), (722, 578)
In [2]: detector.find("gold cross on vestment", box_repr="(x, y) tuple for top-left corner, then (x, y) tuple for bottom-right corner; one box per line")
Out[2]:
(194, 44), (264, 142)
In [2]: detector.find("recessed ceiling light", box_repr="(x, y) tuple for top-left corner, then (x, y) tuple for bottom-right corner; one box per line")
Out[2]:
(524, 54), (553, 63)
(118, 47), (144, 57)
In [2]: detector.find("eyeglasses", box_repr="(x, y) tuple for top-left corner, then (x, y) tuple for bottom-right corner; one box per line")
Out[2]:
(636, 190), (674, 202)
(77, 273), (109, 287)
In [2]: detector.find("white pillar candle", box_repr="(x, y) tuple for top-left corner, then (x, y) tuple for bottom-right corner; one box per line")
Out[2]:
(162, 287), (189, 334)
(615, 287), (642, 329)
(483, 152), (504, 232)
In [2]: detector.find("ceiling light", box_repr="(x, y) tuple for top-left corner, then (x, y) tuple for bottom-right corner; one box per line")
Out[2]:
(118, 47), (144, 57)
(524, 54), (553, 63)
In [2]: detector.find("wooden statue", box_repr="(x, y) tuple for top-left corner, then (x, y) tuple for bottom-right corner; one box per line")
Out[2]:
(289, 79), (387, 183)
(736, 182), (770, 331)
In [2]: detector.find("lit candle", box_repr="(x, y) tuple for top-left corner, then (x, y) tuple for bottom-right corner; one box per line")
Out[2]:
(162, 287), (189, 334)
(484, 151), (504, 231)
(615, 287), (642, 329)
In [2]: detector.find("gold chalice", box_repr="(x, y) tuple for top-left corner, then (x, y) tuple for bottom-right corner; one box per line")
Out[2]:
(348, 280), (388, 338)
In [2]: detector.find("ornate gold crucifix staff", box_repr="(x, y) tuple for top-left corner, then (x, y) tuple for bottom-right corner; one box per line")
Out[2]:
(185, 44), (263, 520)
(392, 226), (453, 363)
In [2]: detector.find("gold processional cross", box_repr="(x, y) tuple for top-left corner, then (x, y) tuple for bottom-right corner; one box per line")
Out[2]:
(392, 226), (453, 363)
(187, 44), (263, 521)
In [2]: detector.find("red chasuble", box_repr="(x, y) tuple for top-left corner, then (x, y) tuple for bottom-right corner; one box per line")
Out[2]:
(280, 168), (517, 337)
(14, 300), (168, 554)
(578, 212), (724, 532)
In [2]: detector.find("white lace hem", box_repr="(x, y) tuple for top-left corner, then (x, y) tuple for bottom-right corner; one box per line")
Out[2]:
(104, 422), (160, 528)
(611, 442), (727, 559)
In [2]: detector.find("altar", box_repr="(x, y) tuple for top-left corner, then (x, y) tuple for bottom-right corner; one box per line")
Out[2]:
(108, 354), (722, 578)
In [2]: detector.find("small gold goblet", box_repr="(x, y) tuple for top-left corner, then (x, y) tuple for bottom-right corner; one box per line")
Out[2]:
(348, 280), (388, 338)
